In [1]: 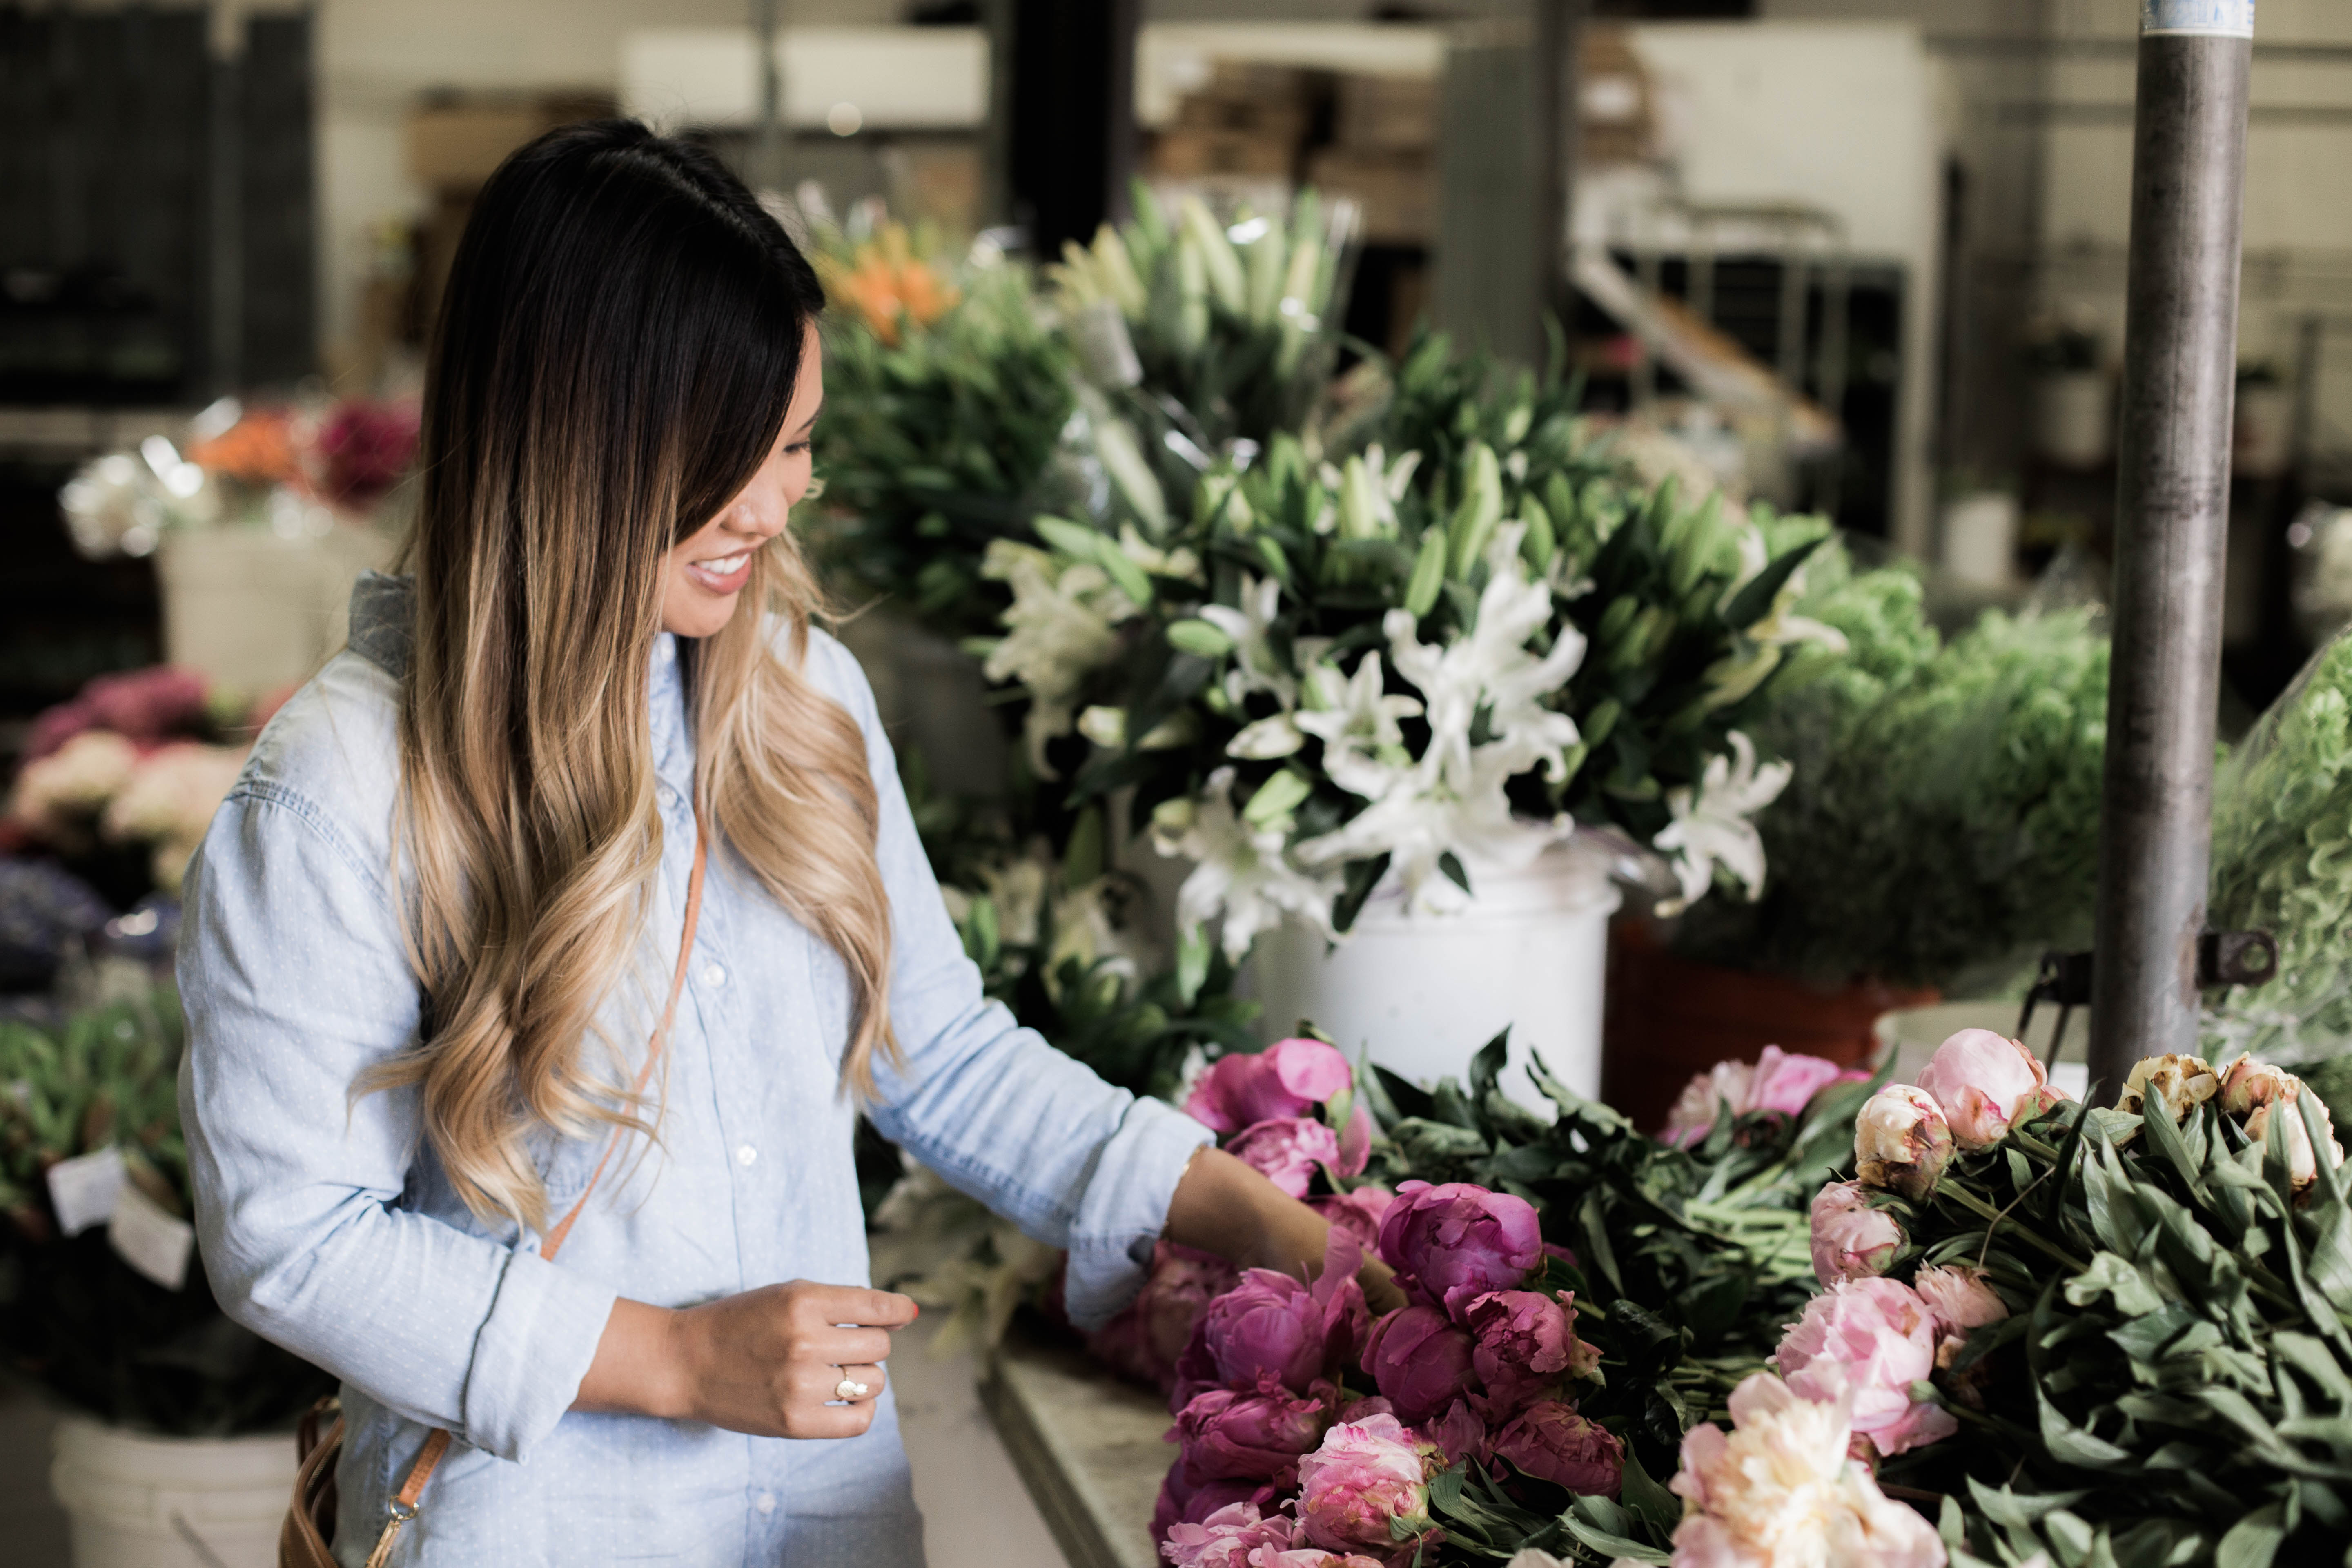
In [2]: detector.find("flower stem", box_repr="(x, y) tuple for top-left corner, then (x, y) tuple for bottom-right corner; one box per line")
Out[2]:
(1938, 1182), (2089, 1272)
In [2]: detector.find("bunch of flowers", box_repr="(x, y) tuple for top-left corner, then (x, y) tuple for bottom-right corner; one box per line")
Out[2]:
(984, 348), (1832, 960)
(0, 986), (332, 1433)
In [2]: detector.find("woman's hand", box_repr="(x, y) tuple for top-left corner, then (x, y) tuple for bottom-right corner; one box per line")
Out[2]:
(1165, 1147), (1408, 1315)
(576, 1283), (919, 1439)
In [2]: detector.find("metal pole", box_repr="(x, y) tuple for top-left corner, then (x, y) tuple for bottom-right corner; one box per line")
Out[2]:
(1530, 0), (1582, 354)
(752, 0), (783, 194)
(2087, 0), (2253, 1096)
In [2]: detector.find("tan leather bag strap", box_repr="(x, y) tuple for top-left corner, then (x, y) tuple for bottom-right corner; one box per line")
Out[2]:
(283, 820), (709, 1568)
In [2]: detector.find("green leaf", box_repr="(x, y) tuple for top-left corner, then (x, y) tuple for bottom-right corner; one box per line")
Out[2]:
(2068, 1251), (2167, 1317)
(2215, 1503), (2286, 1568)
(1403, 529), (1447, 619)
(1559, 1513), (1670, 1564)
(1174, 925), (1211, 1008)
(1243, 770), (1312, 826)
(1720, 532), (1824, 628)
(1167, 618), (1235, 658)
(1332, 853), (1392, 934)
(1437, 852), (1472, 895)
(1618, 1446), (1681, 1540)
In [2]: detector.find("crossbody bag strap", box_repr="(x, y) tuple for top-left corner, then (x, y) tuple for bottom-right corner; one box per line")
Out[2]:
(363, 818), (709, 1568)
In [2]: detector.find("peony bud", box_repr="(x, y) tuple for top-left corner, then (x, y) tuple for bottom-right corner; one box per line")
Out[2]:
(1158, 1500), (1299, 1568)
(1173, 1374), (1335, 1486)
(1913, 1263), (2008, 1371)
(1808, 1181), (1904, 1285)
(1360, 1305), (1476, 1425)
(2221, 1059), (2346, 1194)
(1310, 1185), (1395, 1251)
(1746, 1045), (1856, 1118)
(2119, 1053), (2220, 1125)
(1914, 1029), (2068, 1150)
(1774, 1278), (1956, 1457)
(1460, 1289), (1580, 1416)
(1853, 1085), (1954, 1200)
(1226, 1117), (1343, 1199)
(1486, 1399), (1624, 1498)
(1295, 1414), (1442, 1560)
(1186, 1038), (1354, 1134)
(1374, 1181), (1544, 1316)
(1089, 1241), (1238, 1395)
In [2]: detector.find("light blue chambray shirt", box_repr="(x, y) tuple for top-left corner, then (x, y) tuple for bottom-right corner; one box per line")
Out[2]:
(176, 572), (1211, 1566)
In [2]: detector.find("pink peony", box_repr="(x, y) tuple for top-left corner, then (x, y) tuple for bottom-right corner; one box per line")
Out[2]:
(1160, 1500), (1299, 1567)
(1460, 1289), (1581, 1415)
(1154, 1470), (1275, 1543)
(1853, 1085), (1955, 1200)
(1294, 1414), (1440, 1563)
(1248, 1551), (1388, 1567)
(1913, 1263), (2008, 1371)
(1662, 1059), (1753, 1148)
(1092, 1241), (1240, 1394)
(2221, 1059), (2347, 1193)
(1668, 1371), (1947, 1568)
(1174, 1375), (1336, 1486)
(1311, 1185), (1394, 1251)
(1808, 1181), (1904, 1285)
(1774, 1278), (1956, 1457)
(1486, 1399), (1624, 1497)
(1359, 1304), (1476, 1424)
(1914, 1029), (2067, 1150)
(1187, 1039), (1354, 1134)
(80, 666), (209, 746)
(1227, 1117), (1343, 1199)
(1374, 1181), (1544, 1317)
(1173, 1232), (1369, 1410)
(1661, 1046), (1858, 1147)
(1425, 1399), (1486, 1465)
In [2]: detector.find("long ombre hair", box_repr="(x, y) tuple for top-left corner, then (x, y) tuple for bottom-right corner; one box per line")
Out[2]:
(374, 121), (895, 1228)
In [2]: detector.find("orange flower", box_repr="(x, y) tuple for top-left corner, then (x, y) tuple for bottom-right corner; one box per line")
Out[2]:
(186, 409), (304, 486)
(817, 225), (960, 346)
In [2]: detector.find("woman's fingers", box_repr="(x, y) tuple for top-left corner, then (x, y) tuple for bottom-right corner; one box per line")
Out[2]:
(803, 1324), (894, 1368)
(790, 1283), (919, 1330)
(827, 1363), (886, 1403)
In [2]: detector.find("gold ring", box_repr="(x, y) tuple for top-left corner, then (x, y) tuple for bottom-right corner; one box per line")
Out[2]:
(834, 1377), (870, 1401)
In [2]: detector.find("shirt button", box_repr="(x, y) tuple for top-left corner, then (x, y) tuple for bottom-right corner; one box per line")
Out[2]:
(657, 638), (676, 664)
(702, 962), (726, 988)
(736, 1144), (758, 1167)
(755, 1490), (776, 1515)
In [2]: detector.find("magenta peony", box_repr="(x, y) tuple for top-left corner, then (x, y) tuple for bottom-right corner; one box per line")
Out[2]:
(1913, 1029), (2067, 1150)
(1187, 1039), (1354, 1134)
(1808, 1181), (1904, 1285)
(1159, 1500), (1299, 1567)
(1172, 1232), (1370, 1411)
(1774, 1277), (1957, 1457)
(1459, 1289), (1581, 1414)
(1294, 1414), (1440, 1563)
(1359, 1304), (1476, 1424)
(1425, 1399), (1486, 1466)
(1092, 1241), (1241, 1394)
(1853, 1085), (1955, 1200)
(1486, 1399), (1624, 1497)
(1227, 1118), (1343, 1199)
(1374, 1181), (1544, 1316)
(1174, 1376), (1336, 1486)
(1310, 1185), (1394, 1251)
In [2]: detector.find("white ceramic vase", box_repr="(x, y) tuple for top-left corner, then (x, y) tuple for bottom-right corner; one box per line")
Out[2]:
(1250, 839), (1621, 1113)
(50, 1415), (295, 1568)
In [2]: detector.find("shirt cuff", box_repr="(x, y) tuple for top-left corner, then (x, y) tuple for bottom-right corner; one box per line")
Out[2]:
(1061, 1098), (1216, 1331)
(459, 1248), (619, 1462)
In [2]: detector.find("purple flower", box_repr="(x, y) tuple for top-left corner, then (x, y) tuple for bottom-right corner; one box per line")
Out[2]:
(1486, 1400), (1624, 1497)
(1460, 1290), (1579, 1416)
(1374, 1181), (1544, 1316)
(1091, 1241), (1240, 1394)
(1359, 1304), (1476, 1425)
(1172, 1231), (1370, 1411)
(1227, 1118), (1342, 1199)
(1174, 1374), (1335, 1486)
(1187, 1039), (1354, 1134)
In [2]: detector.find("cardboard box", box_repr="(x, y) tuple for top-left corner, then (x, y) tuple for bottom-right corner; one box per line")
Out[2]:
(1334, 74), (1436, 153)
(1304, 149), (1433, 246)
(1153, 128), (1298, 180)
(405, 92), (615, 191)
(1579, 28), (1655, 166)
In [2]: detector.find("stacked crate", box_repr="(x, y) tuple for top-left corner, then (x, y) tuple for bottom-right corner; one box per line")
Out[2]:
(1305, 75), (1437, 247)
(1147, 62), (1326, 182)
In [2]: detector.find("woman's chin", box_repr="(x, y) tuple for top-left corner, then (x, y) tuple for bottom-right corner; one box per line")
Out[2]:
(662, 590), (742, 640)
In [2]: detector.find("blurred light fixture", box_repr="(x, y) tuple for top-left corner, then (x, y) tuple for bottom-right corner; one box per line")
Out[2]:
(827, 101), (863, 136)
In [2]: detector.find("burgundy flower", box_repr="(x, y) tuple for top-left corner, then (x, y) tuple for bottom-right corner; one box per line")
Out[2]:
(1172, 1232), (1370, 1411)
(1089, 1241), (1238, 1394)
(1461, 1290), (1578, 1416)
(1227, 1117), (1343, 1199)
(1426, 1399), (1487, 1466)
(1360, 1304), (1475, 1425)
(1374, 1181), (1544, 1317)
(1311, 1185), (1394, 1251)
(1174, 1374), (1336, 1486)
(1487, 1400), (1624, 1497)
(1186, 1038), (1354, 1134)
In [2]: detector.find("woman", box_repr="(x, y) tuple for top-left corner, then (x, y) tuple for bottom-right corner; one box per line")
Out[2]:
(178, 121), (1357, 1565)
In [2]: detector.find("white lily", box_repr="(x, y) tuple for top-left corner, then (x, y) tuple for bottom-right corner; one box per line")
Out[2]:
(1152, 769), (1339, 960)
(1294, 741), (1572, 915)
(978, 539), (1134, 775)
(1652, 730), (1793, 912)
(1198, 572), (1297, 707)
(1294, 654), (1421, 788)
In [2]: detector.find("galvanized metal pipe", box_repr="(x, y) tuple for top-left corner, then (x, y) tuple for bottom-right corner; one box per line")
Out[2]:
(2087, 2), (2253, 1096)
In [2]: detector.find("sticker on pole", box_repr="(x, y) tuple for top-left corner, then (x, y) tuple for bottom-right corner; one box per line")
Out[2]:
(2141, 0), (2254, 37)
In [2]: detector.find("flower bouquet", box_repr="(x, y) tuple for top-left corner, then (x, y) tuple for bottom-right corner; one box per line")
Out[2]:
(0, 985), (332, 1433)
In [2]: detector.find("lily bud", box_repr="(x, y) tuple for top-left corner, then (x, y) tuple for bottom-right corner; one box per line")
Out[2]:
(1853, 1085), (1954, 1200)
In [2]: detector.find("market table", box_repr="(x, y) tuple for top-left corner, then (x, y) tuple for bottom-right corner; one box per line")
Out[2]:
(980, 1324), (1172, 1568)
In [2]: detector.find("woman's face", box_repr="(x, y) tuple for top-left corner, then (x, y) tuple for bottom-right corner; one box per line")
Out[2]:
(660, 324), (824, 639)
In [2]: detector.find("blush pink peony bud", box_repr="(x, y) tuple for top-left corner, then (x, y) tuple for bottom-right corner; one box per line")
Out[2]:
(1773, 1277), (1956, 1457)
(1913, 1263), (2008, 1371)
(1486, 1399), (1624, 1498)
(1809, 1181), (1904, 1285)
(1660, 1059), (1752, 1148)
(1091, 1241), (1239, 1395)
(1460, 1289), (1579, 1415)
(2119, 1053), (2221, 1125)
(1227, 1117), (1344, 1199)
(1187, 1039), (1355, 1134)
(1660, 1047), (1860, 1147)
(1914, 1029), (2067, 1150)
(2221, 1059), (2346, 1194)
(1294, 1414), (1441, 1562)
(1374, 1181), (1544, 1316)
(1158, 1499), (1299, 1567)
(1747, 1045), (1856, 1118)
(1853, 1085), (1955, 1200)
(1174, 1375), (1336, 1486)
(1360, 1305), (1476, 1425)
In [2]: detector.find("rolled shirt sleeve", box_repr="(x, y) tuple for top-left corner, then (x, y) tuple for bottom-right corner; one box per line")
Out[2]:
(177, 786), (616, 1463)
(812, 635), (1213, 1328)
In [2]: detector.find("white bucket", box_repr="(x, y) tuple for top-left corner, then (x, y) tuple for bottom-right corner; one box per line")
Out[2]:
(1251, 840), (1621, 1113)
(50, 1415), (296, 1568)
(156, 526), (395, 695)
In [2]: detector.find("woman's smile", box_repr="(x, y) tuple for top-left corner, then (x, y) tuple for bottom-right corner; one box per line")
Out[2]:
(682, 550), (754, 596)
